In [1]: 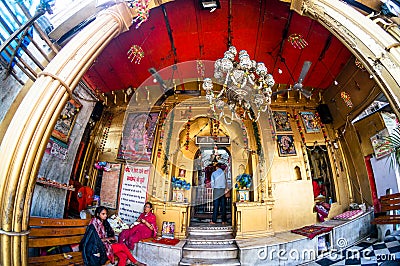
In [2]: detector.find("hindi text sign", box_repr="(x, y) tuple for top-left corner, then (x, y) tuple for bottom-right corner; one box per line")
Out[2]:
(118, 165), (150, 224)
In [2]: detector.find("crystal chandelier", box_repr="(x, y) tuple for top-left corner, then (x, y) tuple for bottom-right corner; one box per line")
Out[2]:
(202, 46), (275, 123)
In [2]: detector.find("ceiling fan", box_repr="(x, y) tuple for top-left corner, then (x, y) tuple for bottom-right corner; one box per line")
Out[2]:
(272, 60), (313, 98)
(149, 67), (201, 105)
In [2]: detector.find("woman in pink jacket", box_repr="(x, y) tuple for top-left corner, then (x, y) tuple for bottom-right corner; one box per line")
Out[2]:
(119, 202), (158, 250)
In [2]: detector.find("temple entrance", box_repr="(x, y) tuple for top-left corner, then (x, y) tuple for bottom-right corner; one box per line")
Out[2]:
(191, 146), (232, 224)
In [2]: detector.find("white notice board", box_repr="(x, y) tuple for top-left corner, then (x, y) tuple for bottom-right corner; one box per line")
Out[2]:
(118, 164), (150, 224)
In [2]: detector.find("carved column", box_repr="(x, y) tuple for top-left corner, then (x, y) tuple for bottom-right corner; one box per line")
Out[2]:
(0, 3), (132, 265)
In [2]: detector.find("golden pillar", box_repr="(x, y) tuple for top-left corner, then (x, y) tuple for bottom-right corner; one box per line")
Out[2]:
(0, 3), (133, 265)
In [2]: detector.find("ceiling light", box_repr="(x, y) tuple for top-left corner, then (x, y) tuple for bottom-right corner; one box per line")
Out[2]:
(278, 68), (283, 74)
(200, 0), (220, 10)
(202, 46), (274, 123)
(334, 80), (338, 86)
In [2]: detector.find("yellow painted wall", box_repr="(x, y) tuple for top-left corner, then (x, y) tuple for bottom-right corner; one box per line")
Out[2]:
(93, 97), (355, 234)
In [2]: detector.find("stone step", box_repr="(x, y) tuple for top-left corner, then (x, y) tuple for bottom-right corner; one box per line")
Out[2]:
(183, 243), (238, 259)
(179, 257), (241, 266)
(188, 226), (233, 236)
(185, 234), (235, 245)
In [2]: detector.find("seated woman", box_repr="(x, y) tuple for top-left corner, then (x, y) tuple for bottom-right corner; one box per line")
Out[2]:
(118, 202), (157, 250)
(90, 206), (146, 266)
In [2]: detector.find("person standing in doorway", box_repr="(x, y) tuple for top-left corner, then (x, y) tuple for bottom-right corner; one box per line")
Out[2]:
(210, 163), (227, 225)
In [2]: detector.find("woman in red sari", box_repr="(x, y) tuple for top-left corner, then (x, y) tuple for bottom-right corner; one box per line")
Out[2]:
(118, 202), (158, 250)
(89, 206), (146, 266)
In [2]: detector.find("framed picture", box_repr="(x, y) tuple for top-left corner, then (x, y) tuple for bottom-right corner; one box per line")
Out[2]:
(100, 163), (121, 209)
(300, 111), (321, 133)
(161, 221), (175, 239)
(52, 99), (82, 143)
(370, 128), (392, 159)
(178, 168), (186, 178)
(277, 135), (296, 156)
(272, 111), (292, 132)
(117, 112), (160, 162)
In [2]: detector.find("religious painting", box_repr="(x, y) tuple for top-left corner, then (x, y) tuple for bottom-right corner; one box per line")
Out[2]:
(161, 221), (175, 239)
(370, 128), (392, 159)
(45, 136), (69, 160)
(117, 112), (159, 162)
(277, 134), (296, 156)
(52, 99), (82, 143)
(178, 168), (186, 178)
(300, 111), (321, 133)
(272, 111), (292, 132)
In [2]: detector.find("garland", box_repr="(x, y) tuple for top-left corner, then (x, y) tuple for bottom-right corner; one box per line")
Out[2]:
(130, 0), (151, 29)
(157, 106), (169, 158)
(162, 109), (174, 174)
(185, 106), (192, 150)
(294, 112), (306, 145)
(252, 120), (262, 156)
(185, 120), (190, 150)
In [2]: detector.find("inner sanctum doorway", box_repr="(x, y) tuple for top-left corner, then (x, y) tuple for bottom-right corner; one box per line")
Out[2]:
(191, 146), (232, 225)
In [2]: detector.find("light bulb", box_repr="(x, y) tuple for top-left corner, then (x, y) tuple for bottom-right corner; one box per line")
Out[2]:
(278, 68), (282, 74)
(369, 74), (373, 79)
(334, 80), (338, 86)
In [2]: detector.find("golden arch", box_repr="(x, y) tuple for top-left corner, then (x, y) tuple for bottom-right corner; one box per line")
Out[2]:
(1, 1), (400, 264)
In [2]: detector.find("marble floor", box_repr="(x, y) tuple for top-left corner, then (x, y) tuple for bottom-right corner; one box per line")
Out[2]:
(305, 231), (400, 266)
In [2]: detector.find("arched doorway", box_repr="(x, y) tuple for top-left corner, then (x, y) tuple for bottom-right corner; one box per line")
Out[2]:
(191, 146), (232, 225)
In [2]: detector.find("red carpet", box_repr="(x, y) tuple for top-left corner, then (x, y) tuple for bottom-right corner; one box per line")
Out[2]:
(291, 225), (333, 239)
(151, 237), (180, 245)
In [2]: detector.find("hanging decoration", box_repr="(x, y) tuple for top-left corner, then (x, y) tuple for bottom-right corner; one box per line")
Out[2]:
(354, 58), (366, 71)
(288, 33), (308, 49)
(213, 119), (220, 138)
(185, 120), (191, 150)
(294, 111), (312, 179)
(127, 45), (144, 64)
(202, 46), (275, 123)
(94, 161), (111, 171)
(157, 106), (169, 158)
(294, 113), (306, 145)
(340, 91), (353, 108)
(240, 120), (249, 150)
(129, 0), (151, 29)
(196, 60), (205, 78)
(162, 109), (174, 174)
(252, 120), (263, 157)
(185, 106), (192, 150)
(316, 115), (341, 178)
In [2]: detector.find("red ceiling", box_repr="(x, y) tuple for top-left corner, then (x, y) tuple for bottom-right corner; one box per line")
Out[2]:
(84, 0), (352, 93)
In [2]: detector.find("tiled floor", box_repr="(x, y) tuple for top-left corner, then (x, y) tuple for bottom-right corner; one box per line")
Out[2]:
(307, 231), (400, 265)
